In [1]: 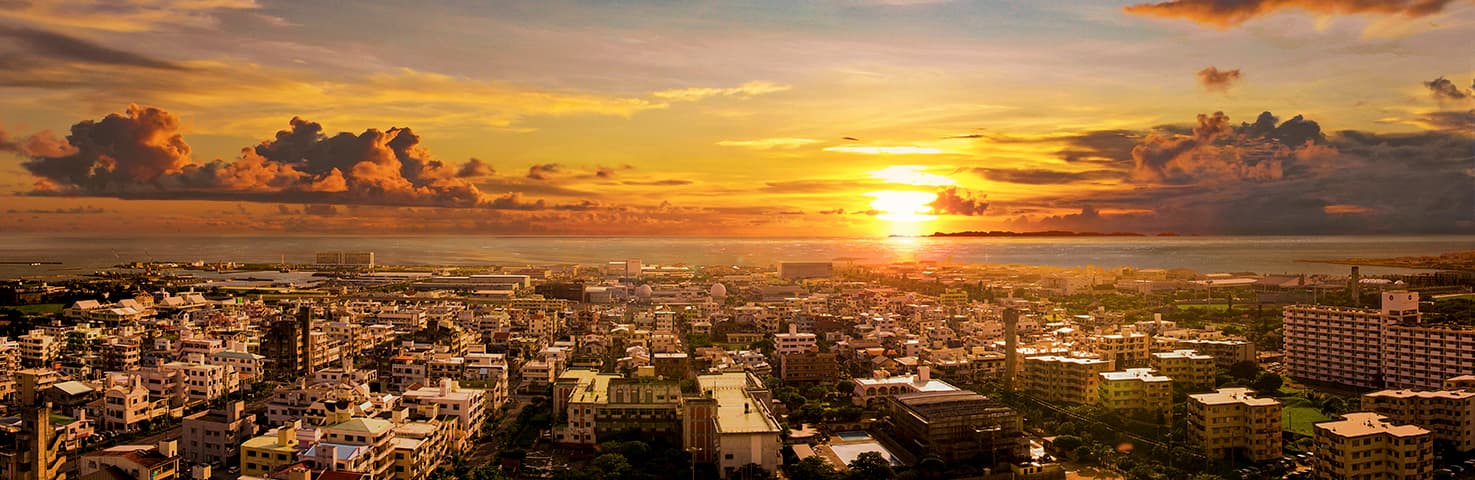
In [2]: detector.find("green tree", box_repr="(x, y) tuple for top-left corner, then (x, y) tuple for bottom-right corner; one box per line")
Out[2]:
(845, 452), (895, 480)
(788, 456), (839, 480)
(1052, 435), (1084, 454)
(1227, 360), (1259, 380)
(592, 453), (632, 478)
(836, 380), (856, 396)
(1250, 372), (1283, 393)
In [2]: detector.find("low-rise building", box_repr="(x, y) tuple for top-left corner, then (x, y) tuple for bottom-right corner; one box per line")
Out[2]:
(886, 390), (1028, 465)
(81, 440), (181, 480)
(1311, 412), (1432, 480)
(181, 401), (257, 468)
(1363, 388), (1475, 452)
(1097, 368), (1172, 420)
(1150, 349), (1215, 390)
(1020, 356), (1111, 405)
(1186, 388), (1282, 462)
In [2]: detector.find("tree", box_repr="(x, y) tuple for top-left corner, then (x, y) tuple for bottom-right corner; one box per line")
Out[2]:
(836, 380), (856, 396)
(845, 452), (895, 480)
(592, 453), (632, 479)
(1052, 435), (1084, 454)
(1250, 372), (1283, 393)
(1227, 360), (1259, 380)
(788, 456), (839, 480)
(736, 463), (773, 480)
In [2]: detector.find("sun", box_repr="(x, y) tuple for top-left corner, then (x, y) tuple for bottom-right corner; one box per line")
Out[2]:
(866, 190), (937, 222)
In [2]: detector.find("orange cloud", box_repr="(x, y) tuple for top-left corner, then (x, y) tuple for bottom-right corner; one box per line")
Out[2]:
(1124, 0), (1468, 28)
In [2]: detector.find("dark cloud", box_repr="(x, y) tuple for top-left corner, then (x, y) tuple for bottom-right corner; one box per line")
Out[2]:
(1197, 66), (1241, 92)
(0, 24), (183, 70)
(929, 187), (988, 215)
(14, 104), (574, 210)
(1416, 110), (1475, 134)
(527, 163), (562, 180)
(1124, 0), (1466, 28)
(456, 157), (495, 178)
(595, 164), (633, 179)
(622, 179), (694, 186)
(1012, 111), (1473, 234)
(1423, 76), (1471, 102)
(6, 206), (108, 215)
(303, 204), (338, 216)
(968, 167), (1121, 185)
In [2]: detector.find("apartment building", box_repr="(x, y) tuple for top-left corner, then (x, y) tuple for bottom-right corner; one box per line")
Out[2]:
(19, 329), (61, 367)
(1173, 339), (1256, 368)
(102, 374), (173, 432)
(390, 420), (451, 480)
(303, 416), (396, 480)
(241, 423), (301, 477)
(1020, 356), (1112, 405)
(851, 367), (960, 406)
(1382, 322), (1475, 390)
(773, 324), (817, 355)
(181, 401), (257, 468)
(1098, 368), (1172, 419)
(779, 351), (839, 384)
(1363, 387), (1475, 452)
(886, 390), (1028, 465)
(1283, 292), (1418, 389)
(552, 369), (684, 446)
(690, 372), (783, 480)
(1311, 412), (1432, 480)
(81, 440), (180, 480)
(1093, 333), (1150, 369)
(1186, 388), (1282, 462)
(1150, 349), (1216, 390)
(1285, 291), (1474, 391)
(399, 379), (487, 452)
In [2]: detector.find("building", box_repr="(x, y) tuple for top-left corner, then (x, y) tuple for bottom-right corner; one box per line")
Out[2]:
(773, 324), (817, 355)
(1311, 412), (1432, 480)
(1172, 339), (1254, 368)
(1019, 356), (1112, 405)
(777, 262), (833, 280)
(1186, 388), (1282, 462)
(102, 374), (172, 432)
(1, 406), (66, 480)
(302, 416), (395, 480)
(1092, 333), (1150, 369)
(261, 307), (314, 381)
(1285, 291), (1474, 391)
(1150, 349), (1216, 390)
(552, 369), (683, 446)
(80, 440), (180, 480)
(687, 372), (783, 480)
(315, 251), (376, 268)
(886, 390), (1028, 465)
(1282, 292), (1417, 389)
(182, 401), (257, 468)
(1097, 368), (1172, 420)
(778, 352), (839, 384)
(1363, 387), (1475, 452)
(241, 423), (301, 478)
(19, 329), (61, 368)
(399, 379), (487, 452)
(851, 367), (960, 406)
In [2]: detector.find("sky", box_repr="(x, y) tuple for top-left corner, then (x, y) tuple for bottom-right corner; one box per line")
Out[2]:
(0, 0), (1472, 236)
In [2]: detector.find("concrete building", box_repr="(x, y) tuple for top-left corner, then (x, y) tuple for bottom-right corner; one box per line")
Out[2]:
(778, 351), (839, 384)
(1311, 412), (1432, 480)
(552, 369), (683, 446)
(399, 379), (487, 452)
(182, 401), (257, 468)
(241, 423), (301, 478)
(1092, 333), (1150, 369)
(851, 367), (960, 406)
(1173, 339), (1255, 368)
(1097, 368), (1172, 420)
(688, 372), (783, 480)
(1363, 387), (1475, 452)
(886, 390), (1028, 465)
(1282, 292), (1418, 389)
(777, 262), (833, 280)
(1382, 322), (1475, 391)
(1, 406), (67, 480)
(102, 374), (172, 432)
(1186, 388), (1282, 462)
(302, 416), (396, 480)
(773, 324), (817, 355)
(80, 440), (180, 480)
(1150, 349), (1216, 390)
(19, 329), (61, 368)
(1020, 356), (1112, 405)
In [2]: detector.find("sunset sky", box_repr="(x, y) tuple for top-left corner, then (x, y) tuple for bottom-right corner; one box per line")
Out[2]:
(1, 0), (1472, 236)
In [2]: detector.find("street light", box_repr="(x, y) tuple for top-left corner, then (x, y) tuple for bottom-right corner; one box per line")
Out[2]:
(687, 446), (704, 480)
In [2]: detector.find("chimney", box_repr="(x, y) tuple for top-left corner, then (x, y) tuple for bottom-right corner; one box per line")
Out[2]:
(1153, 313), (1161, 323)
(917, 366), (930, 383)
(1350, 266), (1361, 307)
(1003, 308), (1020, 391)
(440, 377), (454, 396)
(157, 439), (178, 458)
(789, 324), (798, 335)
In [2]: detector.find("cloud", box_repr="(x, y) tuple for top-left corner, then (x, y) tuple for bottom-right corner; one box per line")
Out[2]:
(621, 179), (694, 186)
(823, 145), (944, 155)
(651, 81), (791, 102)
(715, 137), (822, 149)
(527, 163), (563, 180)
(928, 186), (988, 215)
(1130, 111), (1330, 184)
(1423, 76), (1471, 102)
(16, 104), (509, 208)
(0, 24), (184, 70)
(1197, 66), (1242, 93)
(968, 168), (1121, 185)
(1123, 0), (1469, 28)
(303, 204), (338, 216)
(0, 0), (261, 33)
(456, 158), (495, 178)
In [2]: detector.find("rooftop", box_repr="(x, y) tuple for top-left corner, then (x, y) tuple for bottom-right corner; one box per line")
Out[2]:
(1365, 389), (1475, 400)
(699, 372), (781, 434)
(1190, 388), (1279, 407)
(1317, 412), (1429, 438)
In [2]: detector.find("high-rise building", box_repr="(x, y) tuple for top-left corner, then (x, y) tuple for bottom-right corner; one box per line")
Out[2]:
(1284, 291), (1475, 390)
(1311, 412), (1432, 480)
(1020, 356), (1112, 405)
(777, 261), (833, 280)
(1186, 388), (1282, 462)
(1097, 368), (1172, 420)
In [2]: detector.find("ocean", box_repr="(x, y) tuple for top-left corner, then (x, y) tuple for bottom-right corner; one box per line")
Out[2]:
(1, 234), (1471, 280)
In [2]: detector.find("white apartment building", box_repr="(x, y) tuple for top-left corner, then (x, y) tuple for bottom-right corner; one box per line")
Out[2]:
(1283, 292), (1419, 389)
(774, 324), (817, 355)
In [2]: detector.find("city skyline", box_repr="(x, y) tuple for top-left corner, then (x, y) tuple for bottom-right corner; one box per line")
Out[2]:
(1, 0), (1473, 236)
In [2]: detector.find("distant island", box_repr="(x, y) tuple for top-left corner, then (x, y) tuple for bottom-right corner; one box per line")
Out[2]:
(1299, 250), (1475, 272)
(921, 230), (1181, 238)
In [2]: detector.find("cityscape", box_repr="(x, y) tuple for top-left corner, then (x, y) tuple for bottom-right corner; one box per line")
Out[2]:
(2, 1), (1474, 480)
